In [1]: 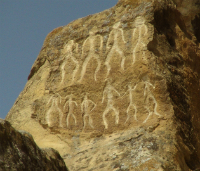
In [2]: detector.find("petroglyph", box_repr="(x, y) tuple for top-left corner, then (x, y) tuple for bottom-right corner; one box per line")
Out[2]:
(132, 17), (148, 64)
(105, 22), (126, 77)
(143, 81), (161, 123)
(60, 40), (79, 85)
(46, 93), (63, 127)
(102, 82), (120, 129)
(79, 28), (103, 82)
(81, 95), (96, 129)
(64, 94), (78, 127)
(123, 84), (138, 123)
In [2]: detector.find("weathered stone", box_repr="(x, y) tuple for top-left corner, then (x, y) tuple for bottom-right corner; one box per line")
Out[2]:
(6, 0), (200, 170)
(0, 119), (68, 171)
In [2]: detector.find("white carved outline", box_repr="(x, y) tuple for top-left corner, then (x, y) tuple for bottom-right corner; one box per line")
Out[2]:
(143, 81), (161, 123)
(78, 29), (103, 82)
(105, 22), (126, 78)
(102, 82), (120, 129)
(64, 94), (78, 127)
(122, 84), (138, 123)
(46, 93), (63, 127)
(81, 95), (96, 129)
(132, 17), (148, 65)
(60, 40), (79, 85)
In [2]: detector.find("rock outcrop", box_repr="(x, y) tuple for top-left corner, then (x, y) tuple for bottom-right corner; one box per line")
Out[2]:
(6, 0), (200, 170)
(0, 119), (68, 171)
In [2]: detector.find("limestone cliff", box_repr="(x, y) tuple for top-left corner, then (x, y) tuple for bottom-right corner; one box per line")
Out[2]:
(6, 0), (200, 170)
(0, 119), (68, 171)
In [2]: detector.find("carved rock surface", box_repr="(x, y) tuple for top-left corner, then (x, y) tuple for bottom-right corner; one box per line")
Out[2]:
(6, 0), (200, 170)
(0, 119), (68, 171)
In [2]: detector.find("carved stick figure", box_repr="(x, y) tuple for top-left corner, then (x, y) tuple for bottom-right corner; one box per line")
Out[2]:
(122, 84), (138, 123)
(64, 94), (78, 127)
(132, 17), (148, 64)
(81, 95), (96, 129)
(105, 22), (126, 78)
(102, 82), (120, 129)
(143, 81), (161, 123)
(46, 93), (63, 127)
(79, 28), (103, 82)
(60, 40), (79, 85)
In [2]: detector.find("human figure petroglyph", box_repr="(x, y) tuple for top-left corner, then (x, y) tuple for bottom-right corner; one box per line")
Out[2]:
(105, 22), (126, 78)
(60, 40), (79, 85)
(78, 27), (103, 82)
(81, 95), (96, 129)
(46, 93), (63, 127)
(64, 94), (78, 127)
(102, 82), (120, 129)
(132, 17), (148, 64)
(123, 84), (138, 123)
(143, 81), (161, 123)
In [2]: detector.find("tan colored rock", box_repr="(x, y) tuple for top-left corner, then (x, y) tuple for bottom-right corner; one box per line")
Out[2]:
(6, 0), (200, 170)
(0, 119), (68, 171)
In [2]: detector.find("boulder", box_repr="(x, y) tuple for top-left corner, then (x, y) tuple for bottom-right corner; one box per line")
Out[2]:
(0, 119), (68, 171)
(6, 0), (200, 170)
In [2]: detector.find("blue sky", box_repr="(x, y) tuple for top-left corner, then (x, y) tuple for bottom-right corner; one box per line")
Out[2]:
(0, 0), (118, 119)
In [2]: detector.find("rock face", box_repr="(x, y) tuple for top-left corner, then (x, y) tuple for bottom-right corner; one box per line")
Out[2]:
(0, 119), (68, 171)
(6, 0), (200, 170)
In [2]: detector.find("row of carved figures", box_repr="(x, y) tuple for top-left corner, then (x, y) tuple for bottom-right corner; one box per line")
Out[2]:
(59, 17), (148, 85)
(46, 80), (161, 129)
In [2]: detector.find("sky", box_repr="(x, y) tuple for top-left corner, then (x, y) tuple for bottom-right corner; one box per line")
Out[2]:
(0, 0), (118, 119)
